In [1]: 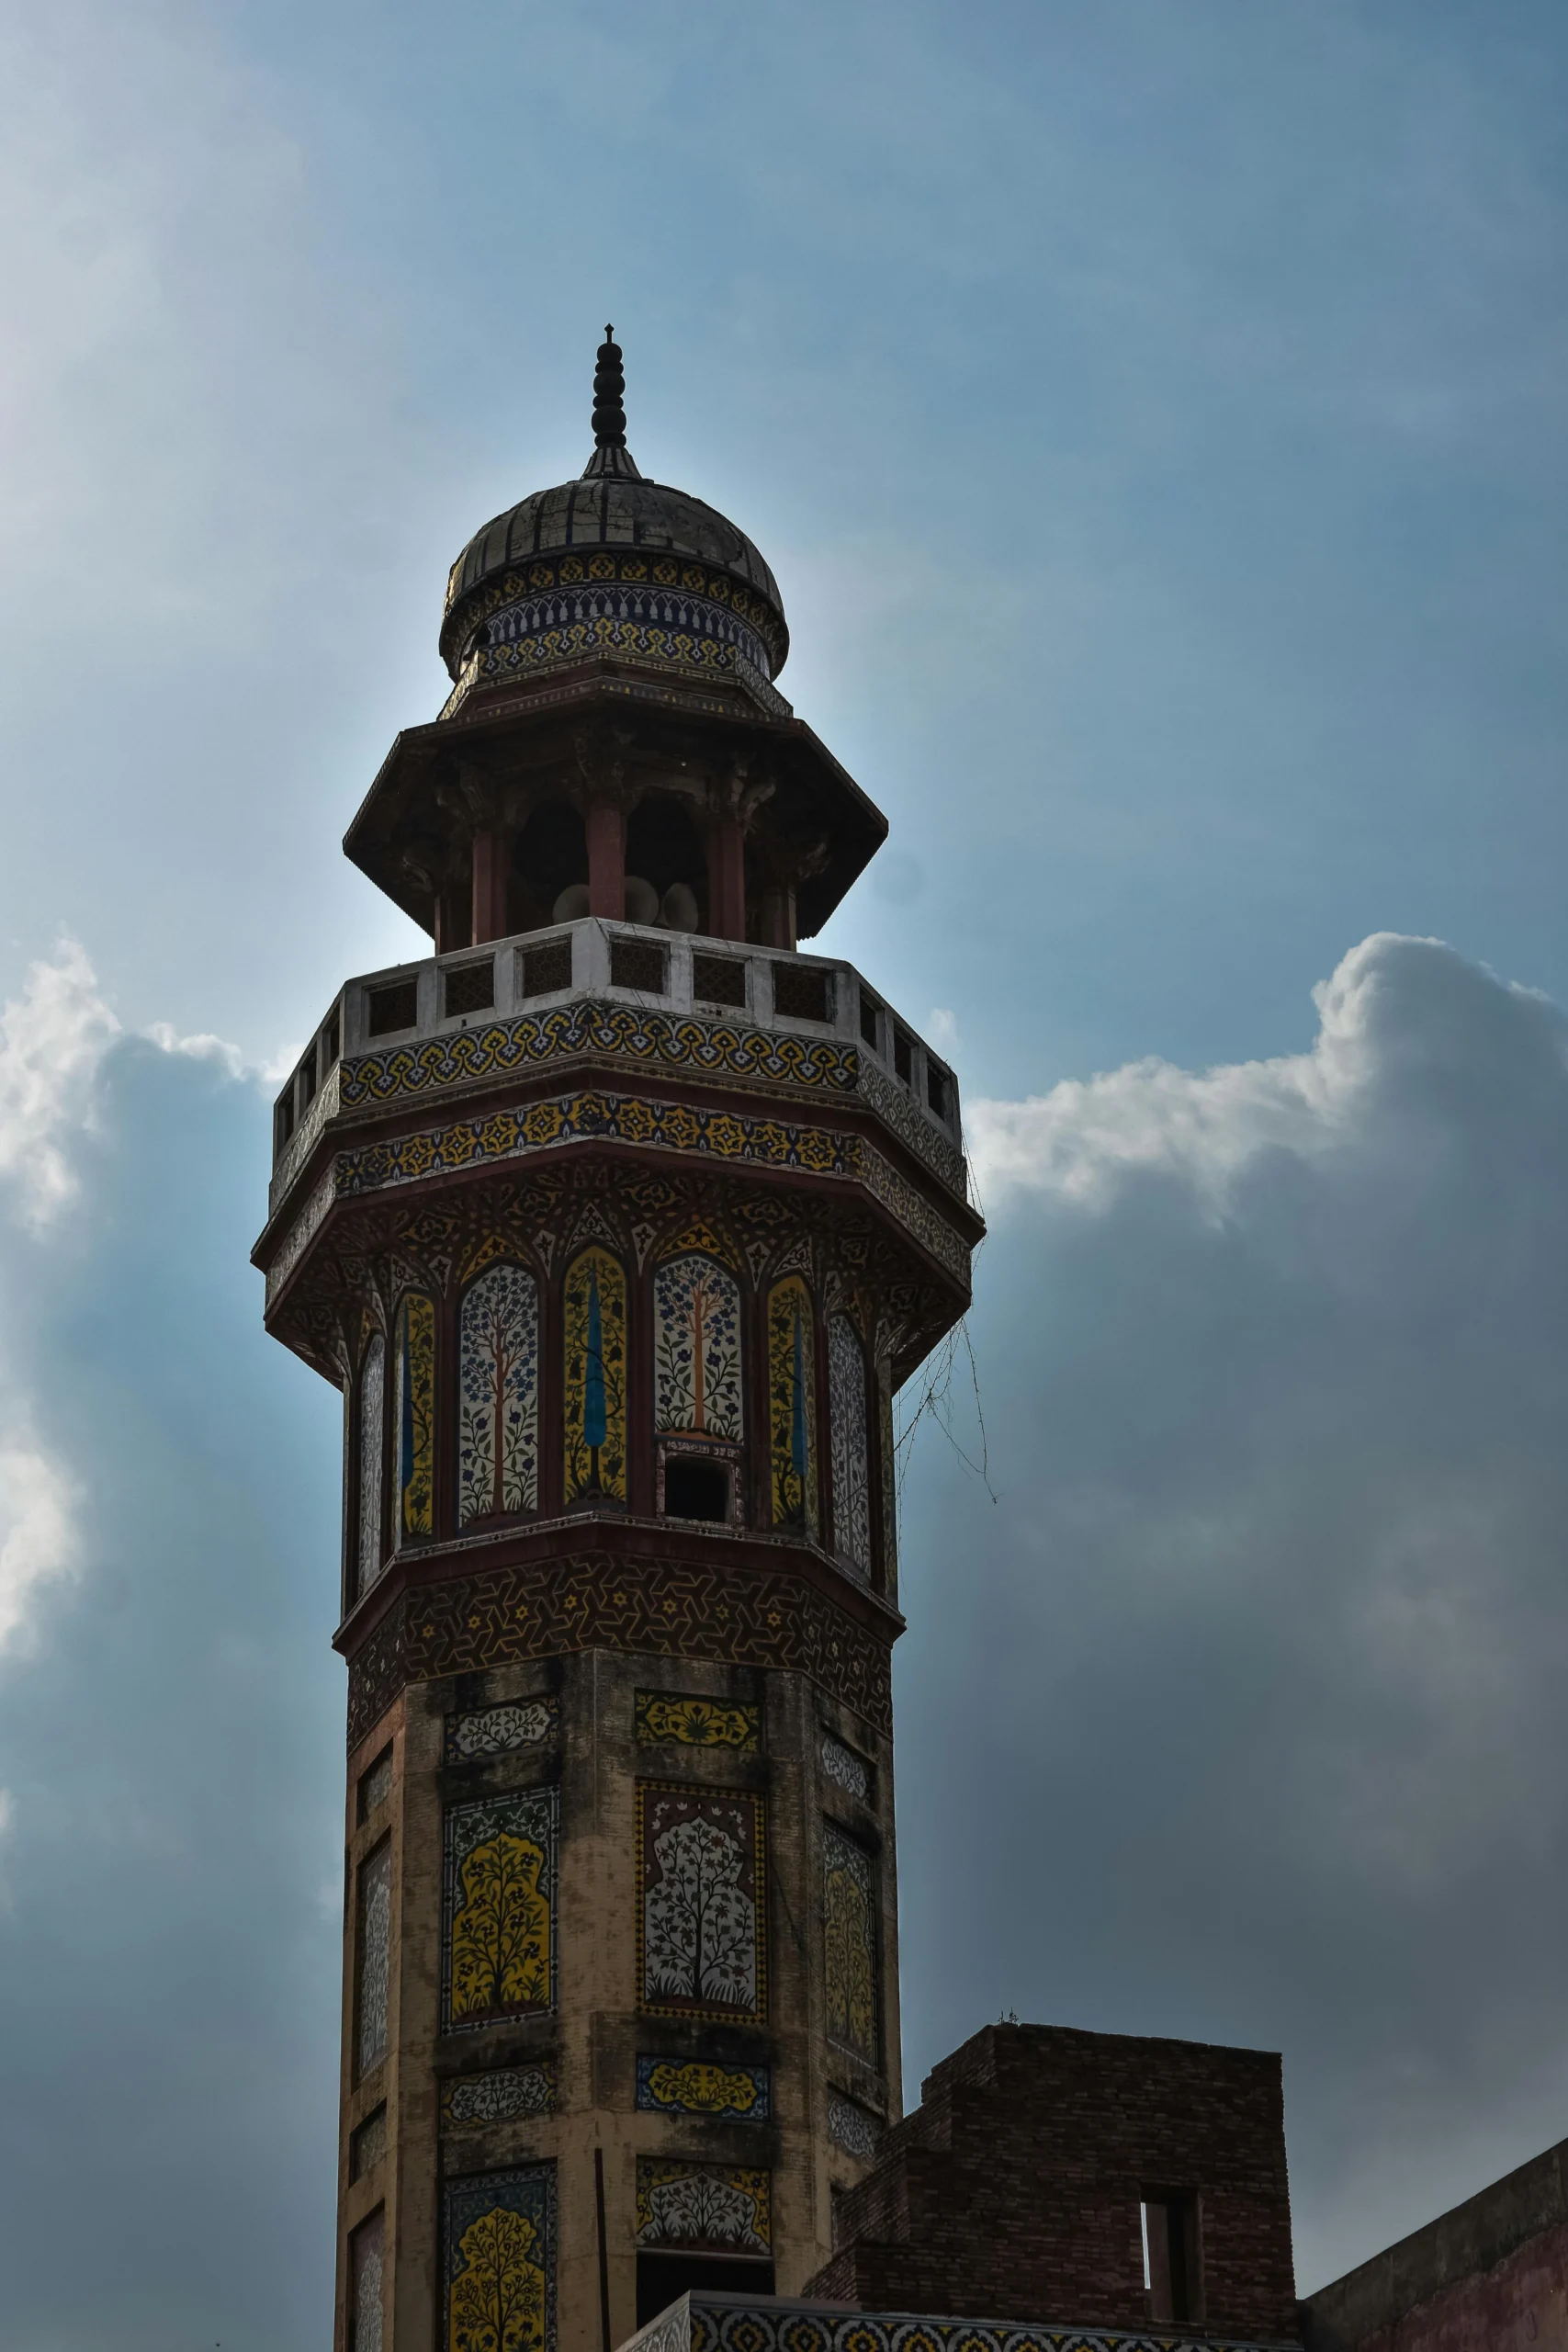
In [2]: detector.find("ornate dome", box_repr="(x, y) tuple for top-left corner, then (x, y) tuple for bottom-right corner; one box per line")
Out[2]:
(439, 330), (789, 694)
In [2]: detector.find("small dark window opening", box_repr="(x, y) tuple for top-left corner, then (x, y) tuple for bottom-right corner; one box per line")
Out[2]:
(926, 1061), (947, 1118)
(298, 1055), (319, 1111)
(321, 1009), (341, 1069)
(636, 2255), (774, 2332)
(275, 1092), (296, 1150)
(693, 952), (747, 1009)
(893, 1028), (913, 1085)
(444, 960), (494, 1018)
(1143, 2193), (1200, 2324)
(367, 979), (418, 1038)
(521, 938), (573, 998)
(858, 990), (880, 1049)
(663, 1456), (730, 1523)
(611, 937), (668, 995)
(773, 962), (831, 1023)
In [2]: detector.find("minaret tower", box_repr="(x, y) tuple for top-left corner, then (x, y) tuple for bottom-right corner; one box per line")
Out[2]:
(255, 333), (981, 2352)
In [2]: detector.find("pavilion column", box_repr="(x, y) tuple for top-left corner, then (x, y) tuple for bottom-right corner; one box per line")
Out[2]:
(469, 827), (509, 944)
(760, 884), (795, 950)
(705, 815), (747, 942)
(586, 801), (626, 922)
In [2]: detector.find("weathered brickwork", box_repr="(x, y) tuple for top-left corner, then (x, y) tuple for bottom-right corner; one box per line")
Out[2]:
(804, 2021), (1299, 2343)
(1303, 2133), (1568, 2352)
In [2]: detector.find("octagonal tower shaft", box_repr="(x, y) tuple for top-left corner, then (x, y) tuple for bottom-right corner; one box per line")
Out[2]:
(254, 342), (980, 2352)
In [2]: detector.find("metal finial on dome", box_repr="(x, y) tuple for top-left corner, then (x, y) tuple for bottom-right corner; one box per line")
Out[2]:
(592, 325), (626, 448)
(582, 324), (641, 481)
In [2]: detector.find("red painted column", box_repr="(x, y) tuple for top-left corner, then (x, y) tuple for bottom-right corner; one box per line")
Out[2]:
(469, 828), (508, 944)
(586, 802), (626, 921)
(705, 816), (747, 941)
(760, 884), (795, 950)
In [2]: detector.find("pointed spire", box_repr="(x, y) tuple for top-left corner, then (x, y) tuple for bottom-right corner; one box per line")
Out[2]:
(581, 323), (642, 481)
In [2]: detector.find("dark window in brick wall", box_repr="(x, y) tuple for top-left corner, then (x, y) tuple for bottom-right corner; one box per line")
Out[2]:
(320, 1008), (341, 1069)
(926, 1062), (948, 1118)
(521, 938), (572, 998)
(610, 937), (668, 994)
(444, 960), (494, 1018)
(893, 1028), (913, 1085)
(367, 979), (418, 1037)
(693, 952), (748, 1009)
(299, 1055), (318, 1109)
(1144, 2193), (1201, 2323)
(858, 990), (880, 1049)
(773, 963), (832, 1023)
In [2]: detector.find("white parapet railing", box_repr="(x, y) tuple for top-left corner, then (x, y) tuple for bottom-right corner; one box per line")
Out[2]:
(272, 918), (962, 1177)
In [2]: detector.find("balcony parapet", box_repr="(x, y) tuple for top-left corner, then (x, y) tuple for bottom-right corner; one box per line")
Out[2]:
(270, 920), (967, 1222)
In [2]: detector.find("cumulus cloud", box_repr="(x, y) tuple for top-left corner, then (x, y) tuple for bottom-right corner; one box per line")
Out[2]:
(0, 960), (342, 2349)
(896, 933), (1568, 2293)
(0, 938), (119, 1226)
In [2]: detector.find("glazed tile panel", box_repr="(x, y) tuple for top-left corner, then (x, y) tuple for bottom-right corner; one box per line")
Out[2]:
(637, 1783), (766, 2022)
(355, 1333), (385, 1600)
(356, 1838), (392, 2078)
(827, 1314), (872, 1578)
(635, 2057), (770, 2122)
(446, 1698), (557, 1761)
(635, 1691), (761, 1751)
(653, 1253), (743, 1442)
(822, 1823), (877, 2064)
(443, 2164), (554, 2352)
(443, 2063), (558, 2127)
(562, 1247), (628, 1505)
(767, 1275), (818, 1536)
(393, 1293), (435, 1543)
(635, 2158), (771, 2253)
(443, 1789), (558, 2032)
(457, 1261), (539, 1522)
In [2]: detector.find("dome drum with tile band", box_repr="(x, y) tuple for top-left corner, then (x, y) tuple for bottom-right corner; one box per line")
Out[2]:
(343, 330), (882, 951)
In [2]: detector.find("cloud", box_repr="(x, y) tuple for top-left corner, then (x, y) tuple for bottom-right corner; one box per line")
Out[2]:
(0, 937), (119, 1226)
(896, 933), (1568, 2294)
(0, 961), (342, 2350)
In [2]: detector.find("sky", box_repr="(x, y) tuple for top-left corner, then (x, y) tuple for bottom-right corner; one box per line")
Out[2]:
(0, 2), (1565, 2344)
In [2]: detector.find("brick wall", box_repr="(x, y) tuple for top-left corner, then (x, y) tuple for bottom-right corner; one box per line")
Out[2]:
(1302, 2137), (1568, 2352)
(804, 2020), (1299, 2342)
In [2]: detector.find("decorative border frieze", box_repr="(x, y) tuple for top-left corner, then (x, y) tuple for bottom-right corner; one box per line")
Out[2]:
(345, 1551), (895, 1752)
(341, 1001), (857, 1112)
(625, 2298), (1298, 2352)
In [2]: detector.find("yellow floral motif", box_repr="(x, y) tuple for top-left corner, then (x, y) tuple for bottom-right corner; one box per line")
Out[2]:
(450, 1830), (552, 2023)
(643, 2061), (766, 2119)
(448, 2207), (545, 2352)
(635, 1691), (761, 1750)
(823, 1825), (877, 2062)
(562, 1247), (627, 1505)
(662, 1215), (738, 1267)
(397, 1293), (435, 1540)
(767, 1275), (818, 1536)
